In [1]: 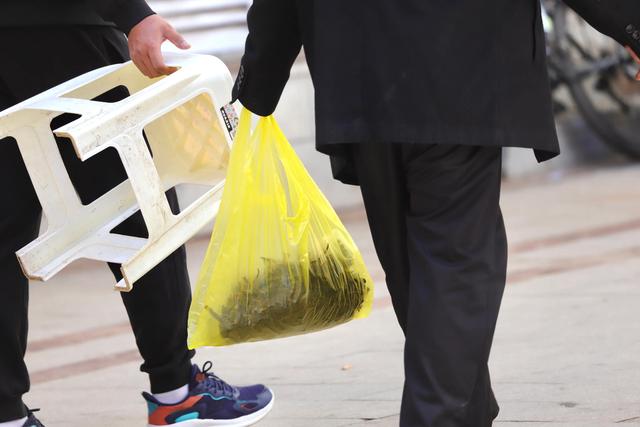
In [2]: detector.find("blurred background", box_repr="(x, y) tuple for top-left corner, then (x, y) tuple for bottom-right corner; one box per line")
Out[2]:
(22, 1), (640, 426)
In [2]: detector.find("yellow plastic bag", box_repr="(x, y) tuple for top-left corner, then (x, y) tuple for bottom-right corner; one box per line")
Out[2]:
(188, 108), (374, 348)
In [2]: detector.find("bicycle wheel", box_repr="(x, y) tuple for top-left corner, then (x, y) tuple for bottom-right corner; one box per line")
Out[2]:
(549, 2), (640, 159)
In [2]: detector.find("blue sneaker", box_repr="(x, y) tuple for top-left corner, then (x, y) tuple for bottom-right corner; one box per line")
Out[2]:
(143, 362), (274, 426)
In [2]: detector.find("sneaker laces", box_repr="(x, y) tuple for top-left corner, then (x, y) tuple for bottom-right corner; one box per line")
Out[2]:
(200, 361), (236, 398)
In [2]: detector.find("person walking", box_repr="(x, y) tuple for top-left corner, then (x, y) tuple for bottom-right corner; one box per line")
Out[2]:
(0, 1), (273, 426)
(215, 0), (637, 426)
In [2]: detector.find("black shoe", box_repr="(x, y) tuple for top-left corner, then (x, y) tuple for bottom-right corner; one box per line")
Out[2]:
(22, 409), (44, 427)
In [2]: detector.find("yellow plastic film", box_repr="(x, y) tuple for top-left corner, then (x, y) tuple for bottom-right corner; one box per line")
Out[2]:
(188, 108), (374, 348)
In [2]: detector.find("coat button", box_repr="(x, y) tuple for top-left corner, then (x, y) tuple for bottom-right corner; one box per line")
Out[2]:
(627, 24), (635, 34)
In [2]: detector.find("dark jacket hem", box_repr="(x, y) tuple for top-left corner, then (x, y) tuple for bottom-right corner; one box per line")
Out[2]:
(316, 122), (560, 156)
(316, 128), (560, 186)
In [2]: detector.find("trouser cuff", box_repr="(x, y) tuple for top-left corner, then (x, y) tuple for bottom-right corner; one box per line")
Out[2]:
(0, 398), (27, 423)
(147, 355), (194, 394)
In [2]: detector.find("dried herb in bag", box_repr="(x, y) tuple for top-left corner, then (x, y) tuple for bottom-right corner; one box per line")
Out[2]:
(207, 236), (372, 343)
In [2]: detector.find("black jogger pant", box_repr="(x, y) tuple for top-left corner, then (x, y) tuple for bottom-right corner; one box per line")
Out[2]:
(0, 26), (194, 422)
(352, 143), (507, 427)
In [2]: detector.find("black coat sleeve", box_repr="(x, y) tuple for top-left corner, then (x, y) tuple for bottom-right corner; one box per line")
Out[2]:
(92, 0), (155, 35)
(562, 0), (640, 55)
(232, 0), (303, 116)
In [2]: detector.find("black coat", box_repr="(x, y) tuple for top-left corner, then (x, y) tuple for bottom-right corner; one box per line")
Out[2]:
(0, 0), (153, 34)
(232, 0), (640, 182)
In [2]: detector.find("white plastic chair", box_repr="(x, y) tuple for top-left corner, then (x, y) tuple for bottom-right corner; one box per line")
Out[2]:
(0, 52), (236, 291)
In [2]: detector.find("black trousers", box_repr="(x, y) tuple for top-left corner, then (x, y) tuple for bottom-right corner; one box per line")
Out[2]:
(0, 27), (194, 422)
(352, 143), (507, 427)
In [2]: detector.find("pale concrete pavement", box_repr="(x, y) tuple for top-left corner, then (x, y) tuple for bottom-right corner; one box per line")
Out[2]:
(22, 163), (640, 426)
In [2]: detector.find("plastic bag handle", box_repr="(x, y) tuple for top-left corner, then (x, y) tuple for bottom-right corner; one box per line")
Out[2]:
(235, 108), (311, 242)
(235, 106), (253, 150)
(266, 115), (312, 222)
